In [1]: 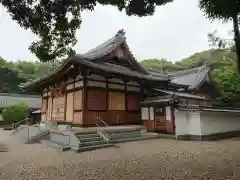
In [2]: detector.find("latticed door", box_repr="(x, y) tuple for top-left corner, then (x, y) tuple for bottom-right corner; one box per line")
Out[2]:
(154, 107), (167, 133)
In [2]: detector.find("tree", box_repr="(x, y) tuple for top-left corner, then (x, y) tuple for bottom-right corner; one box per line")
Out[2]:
(199, 0), (240, 72)
(2, 103), (29, 124)
(0, 0), (172, 62)
(140, 58), (181, 72)
(211, 55), (240, 106)
(140, 48), (240, 106)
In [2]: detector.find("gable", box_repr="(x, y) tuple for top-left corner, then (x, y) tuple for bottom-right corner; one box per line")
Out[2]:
(99, 44), (148, 74)
(100, 46), (134, 69)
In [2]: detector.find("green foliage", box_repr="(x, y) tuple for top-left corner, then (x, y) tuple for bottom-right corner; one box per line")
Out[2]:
(0, 0), (172, 62)
(199, 0), (240, 72)
(210, 55), (240, 106)
(2, 103), (29, 123)
(199, 0), (240, 20)
(0, 58), (60, 94)
(140, 58), (182, 72)
(140, 48), (240, 106)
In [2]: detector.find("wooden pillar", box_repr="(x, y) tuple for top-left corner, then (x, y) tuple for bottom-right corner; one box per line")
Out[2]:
(64, 84), (67, 122)
(171, 107), (176, 134)
(51, 88), (54, 121)
(106, 78), (109, 111)
(124, 80), (128, 112)
(82, 69), (88, 126)
(140, 80), (144, 125)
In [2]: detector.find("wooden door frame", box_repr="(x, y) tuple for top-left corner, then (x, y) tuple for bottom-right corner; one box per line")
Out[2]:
(171, 107), (176, 134)
(154, 106), (167, 133)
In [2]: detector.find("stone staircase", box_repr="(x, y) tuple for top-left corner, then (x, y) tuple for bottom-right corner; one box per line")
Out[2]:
(73, 132), (114, 153)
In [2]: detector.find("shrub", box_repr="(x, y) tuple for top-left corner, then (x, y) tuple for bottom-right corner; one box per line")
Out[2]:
(2, 103), (29, 124)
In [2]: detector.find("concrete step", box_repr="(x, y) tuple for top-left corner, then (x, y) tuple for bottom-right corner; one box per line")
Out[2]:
(73, 143), (114, 153)
(42, 140), (71, 152)
(79, 136), (103, 142)
(74, 131), (97, 135)
(76, 133), (99, 139)
(81, 140), (106, 147)
(109, 133), (175, 144)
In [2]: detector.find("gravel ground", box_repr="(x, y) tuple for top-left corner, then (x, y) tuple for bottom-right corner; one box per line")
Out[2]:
(1, 130), (240, 180)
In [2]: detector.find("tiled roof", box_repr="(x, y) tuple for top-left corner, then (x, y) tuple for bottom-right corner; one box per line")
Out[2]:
(177, 104), (240, 113)
(141, 95), (180, 106)
(80, 29), (126, 61)
(154, 89), (208, 100)
(22, 30), (210, 91)
(169, 65), (210, 90)
(22, 30), (169, 90)
(147, 65), (210, 90)
(71, 57), (168, 81)
(0, 93), (41, 109)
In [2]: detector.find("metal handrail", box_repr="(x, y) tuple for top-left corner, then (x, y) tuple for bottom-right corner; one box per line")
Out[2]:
(96, 116), (108, 127)
(12, 118), (28, 129)
(96, 123), (110, 143)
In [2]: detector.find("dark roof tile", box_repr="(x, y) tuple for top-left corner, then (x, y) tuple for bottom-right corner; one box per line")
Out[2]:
(23, 30), (169, 90)
(147, 65), (210, 90)
(71, 59), (168, 81)
(141, 95), (180, 106)
(154, 89), (208, 100)
(169, 65), (210, 90)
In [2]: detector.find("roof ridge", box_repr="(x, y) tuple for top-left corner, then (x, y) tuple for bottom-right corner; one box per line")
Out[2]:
(189, 65), (210, 89)
(169, 65), (207, 77)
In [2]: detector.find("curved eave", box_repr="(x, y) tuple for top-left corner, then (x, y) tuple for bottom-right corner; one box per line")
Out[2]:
(72, 56), (169, 82)
(188, 67), (210, 90)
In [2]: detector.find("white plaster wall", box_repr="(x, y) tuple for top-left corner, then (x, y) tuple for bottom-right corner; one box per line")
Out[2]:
(188, 112), (201, 135)
(141, 107), (149, 120)
(108, 84), (125, 90)
(200, 112), (240, 135)
(87, 80), (106, 88)
(175, 110), (188, 136)
(127, 86), (140, 92)
(87, 74), (106, 81)
(175, 110), (201, 136)
(166, 106), (171, 121)
(108, 78), (124, 84)
(149, 107), (154, 120)
(127, 81), (139, 86)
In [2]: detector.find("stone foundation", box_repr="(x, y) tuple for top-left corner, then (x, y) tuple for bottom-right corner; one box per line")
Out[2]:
(176, 131), (240, 141)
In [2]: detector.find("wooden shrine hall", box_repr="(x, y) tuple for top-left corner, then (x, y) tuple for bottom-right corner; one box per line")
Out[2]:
(22, 30), (177, 127)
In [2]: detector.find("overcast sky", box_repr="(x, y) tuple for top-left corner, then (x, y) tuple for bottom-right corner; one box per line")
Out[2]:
(0, 0), (232, 62)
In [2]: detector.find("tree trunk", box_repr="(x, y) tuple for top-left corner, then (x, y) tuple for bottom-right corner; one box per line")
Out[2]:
(233, 15), (240, 72)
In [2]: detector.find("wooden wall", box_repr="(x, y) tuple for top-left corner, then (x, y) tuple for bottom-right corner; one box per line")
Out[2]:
(41, 74), (84, 125)
(40, 71), (142, 126)
(85, 74), (142, 126)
